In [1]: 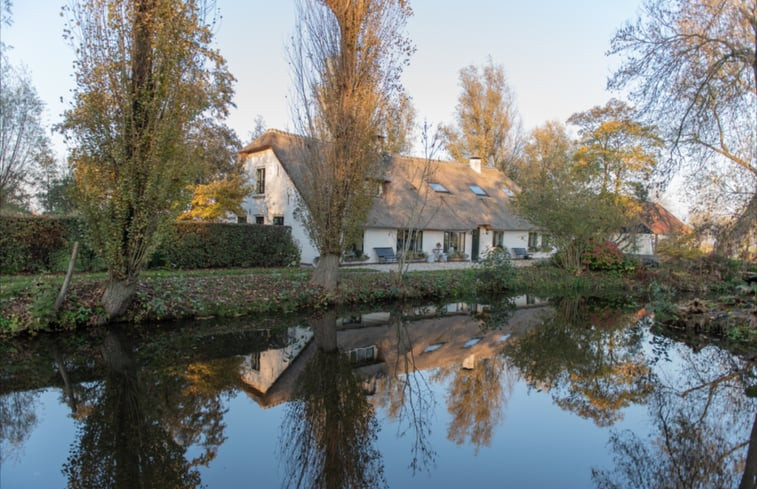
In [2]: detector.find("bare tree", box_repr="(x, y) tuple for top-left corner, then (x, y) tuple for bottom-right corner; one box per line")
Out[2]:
(442, 58), (522, 176)
(62, 0), (235, 318)
(608, 0), (756, 253)
(0, 62), (52, 212)
(289, 0), (414, 291)
(394, 120), (442, 281)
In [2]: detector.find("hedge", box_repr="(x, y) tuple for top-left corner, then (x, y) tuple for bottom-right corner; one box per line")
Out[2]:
(0, 216), (300, 273)
(150, 222), (300, 269)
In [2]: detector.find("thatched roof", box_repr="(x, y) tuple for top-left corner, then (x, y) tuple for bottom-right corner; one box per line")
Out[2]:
(240, 129), (535, 232)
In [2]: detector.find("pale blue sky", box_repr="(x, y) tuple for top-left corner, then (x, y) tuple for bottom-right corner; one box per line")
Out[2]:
(4, 0), (642, 155)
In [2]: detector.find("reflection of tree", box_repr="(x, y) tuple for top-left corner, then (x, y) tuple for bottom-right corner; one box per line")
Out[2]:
(441, 355), (514, 454)
(373, 309), (436, 474)
(504, 296), (652, 426)
(280, 311), (385, 489)
(63, 328), (235, 488)
(593, 345), (757, 489)
(0, 391), (40, 463)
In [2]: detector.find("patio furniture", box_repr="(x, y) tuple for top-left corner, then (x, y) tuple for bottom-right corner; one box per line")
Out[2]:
(374, 247), (397, 263)
(511, 247), (532, 259)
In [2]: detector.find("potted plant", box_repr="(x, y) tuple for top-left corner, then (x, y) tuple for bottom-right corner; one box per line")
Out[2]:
(447, 250), (468, 261)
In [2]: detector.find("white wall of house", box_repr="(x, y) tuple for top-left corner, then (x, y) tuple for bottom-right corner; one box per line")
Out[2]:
(423, 230), (446, 258)
(501, 231), (529, 252)
(618, 233), (660, 256)
(241, 149), (319, 265)
(363, 228), (397, 262)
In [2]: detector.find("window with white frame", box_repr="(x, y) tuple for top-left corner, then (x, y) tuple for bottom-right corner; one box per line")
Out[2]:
(492, 231), (504, 248)
(397, 229), (423, 253)
(255, 167), (266, 194)
(443, 231), (465, 254)
(347, 345), (377, 364)
(528, 232), (539, 250)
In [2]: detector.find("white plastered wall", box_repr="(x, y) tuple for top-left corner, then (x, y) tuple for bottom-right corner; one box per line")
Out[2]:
(363, 228), (397, 262)
(241, 149), (319, 265)
(501, 231), (529, 252)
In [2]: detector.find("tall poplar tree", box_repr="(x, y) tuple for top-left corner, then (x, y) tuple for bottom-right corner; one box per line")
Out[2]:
(62, 0), (234, 318)
(442, 59), (522, 176)
(289, 0), (414, 291)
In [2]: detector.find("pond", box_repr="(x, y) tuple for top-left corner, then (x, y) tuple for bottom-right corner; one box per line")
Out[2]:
(1, 295), (755, 489)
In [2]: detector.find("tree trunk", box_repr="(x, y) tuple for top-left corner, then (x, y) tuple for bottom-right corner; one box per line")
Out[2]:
(310, 253), (340, 292)
(311, 309), (338, 353)
(102, 278), (137, 320)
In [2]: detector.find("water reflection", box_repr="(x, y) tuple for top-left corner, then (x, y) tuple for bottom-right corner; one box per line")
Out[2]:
(280, 310), (386, 489)
(593, 344), (757, 489)
(0, 391), (40, 463)
(1, 295), (754, 488)
(503, 296), (654, 426)
(62, 328), (239, 488)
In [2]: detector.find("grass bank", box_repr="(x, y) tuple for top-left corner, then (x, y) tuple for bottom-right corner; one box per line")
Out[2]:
(1, 265), (632, 337)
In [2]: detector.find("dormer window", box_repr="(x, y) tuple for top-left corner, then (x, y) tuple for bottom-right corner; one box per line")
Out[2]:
(429, 182), (449, 193)
(469, 185), (488, 196)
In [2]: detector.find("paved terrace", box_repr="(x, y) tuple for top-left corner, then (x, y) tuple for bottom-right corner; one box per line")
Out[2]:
(346, 258), (542, 273)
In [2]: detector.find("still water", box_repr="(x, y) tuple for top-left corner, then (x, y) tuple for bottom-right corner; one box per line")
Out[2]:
(1, 295), (755, 488)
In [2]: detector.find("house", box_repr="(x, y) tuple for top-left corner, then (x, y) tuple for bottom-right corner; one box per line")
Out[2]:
(238, 129), (544, 265)
(623, 202), (690, 256)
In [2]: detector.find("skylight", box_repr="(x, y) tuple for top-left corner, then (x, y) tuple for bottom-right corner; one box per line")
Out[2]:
(502, 187), (515, 197)
(469, 185), (488, 196)
(429, 182), (449, 193)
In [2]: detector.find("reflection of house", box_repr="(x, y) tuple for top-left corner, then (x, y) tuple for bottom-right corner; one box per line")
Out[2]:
(624, 202), (690, 255)
(239, 327), (312, 398)
(238, 299), (551, 408)
(238, 130), (542, 265)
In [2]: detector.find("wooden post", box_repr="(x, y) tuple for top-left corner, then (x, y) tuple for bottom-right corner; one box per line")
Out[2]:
(54, 241), (79, 314)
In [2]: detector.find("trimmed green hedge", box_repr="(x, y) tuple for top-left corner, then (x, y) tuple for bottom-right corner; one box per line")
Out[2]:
(0, 216), (300, 273)
(151, 222), (300, 269)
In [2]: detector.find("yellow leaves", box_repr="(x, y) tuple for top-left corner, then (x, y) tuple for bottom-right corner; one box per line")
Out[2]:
(178, 174), (251, 221)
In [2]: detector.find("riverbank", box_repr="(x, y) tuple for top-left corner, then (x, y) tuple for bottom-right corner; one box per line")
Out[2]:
(1, 263), (630, 336)
(2, 260), (754, 354)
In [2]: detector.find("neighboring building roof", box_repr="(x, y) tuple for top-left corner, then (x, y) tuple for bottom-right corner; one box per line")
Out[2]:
(640, 202), (690, 235)
(240, 129), (535, 232)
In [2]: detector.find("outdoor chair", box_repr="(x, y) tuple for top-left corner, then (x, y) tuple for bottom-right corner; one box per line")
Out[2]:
(374, 247), (397, 263)
(511, 247), (532, 259)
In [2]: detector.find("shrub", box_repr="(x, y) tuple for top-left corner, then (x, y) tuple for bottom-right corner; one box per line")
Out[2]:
(474, 247), (515, 293)
(581, 240), (626, 272)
